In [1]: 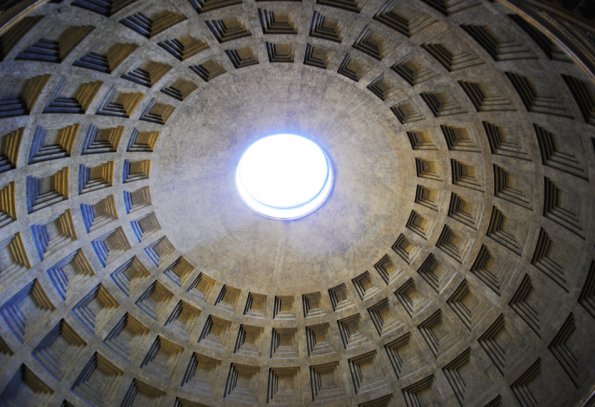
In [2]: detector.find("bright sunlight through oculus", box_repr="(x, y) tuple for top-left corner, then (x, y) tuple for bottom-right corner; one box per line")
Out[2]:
(236, 134), (333, 220)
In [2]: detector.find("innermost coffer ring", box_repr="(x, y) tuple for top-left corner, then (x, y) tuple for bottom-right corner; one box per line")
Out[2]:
(235, 134), (334, 220)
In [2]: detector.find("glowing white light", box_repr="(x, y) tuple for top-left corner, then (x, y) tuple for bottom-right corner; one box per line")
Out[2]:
(236, 134), (333, 220)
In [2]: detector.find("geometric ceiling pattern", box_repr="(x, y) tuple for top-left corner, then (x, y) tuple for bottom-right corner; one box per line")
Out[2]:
(0, 0), (593, 406)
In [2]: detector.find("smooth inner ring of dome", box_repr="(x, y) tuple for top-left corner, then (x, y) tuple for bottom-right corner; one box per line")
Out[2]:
(235, 134), (333, 220)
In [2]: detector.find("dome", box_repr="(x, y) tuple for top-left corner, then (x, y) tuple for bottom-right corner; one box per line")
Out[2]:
(0, 0), (593, 406)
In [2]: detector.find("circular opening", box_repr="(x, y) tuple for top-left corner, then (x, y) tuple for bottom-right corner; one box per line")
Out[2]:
(236, 134), (334, 220)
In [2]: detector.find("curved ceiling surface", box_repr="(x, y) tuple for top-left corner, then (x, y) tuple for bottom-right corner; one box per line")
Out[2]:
(0, 0), (593, 406)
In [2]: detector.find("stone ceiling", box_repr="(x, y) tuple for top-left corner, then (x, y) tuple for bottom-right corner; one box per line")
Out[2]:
(0, 0), (593, 406)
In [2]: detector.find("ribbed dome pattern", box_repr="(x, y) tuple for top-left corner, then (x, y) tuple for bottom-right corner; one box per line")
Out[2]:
(0, 0), (593, 406)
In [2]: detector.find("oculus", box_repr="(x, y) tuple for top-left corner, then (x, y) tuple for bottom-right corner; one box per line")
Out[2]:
(235, 134), (334, 220)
